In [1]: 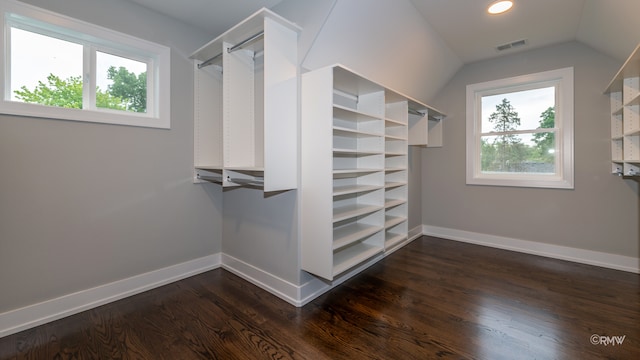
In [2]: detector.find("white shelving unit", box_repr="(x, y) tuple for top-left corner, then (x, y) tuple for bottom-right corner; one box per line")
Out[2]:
(191, 8), (300, 191)
(301, 65), (445, 280)
(605, 44), (640, 178)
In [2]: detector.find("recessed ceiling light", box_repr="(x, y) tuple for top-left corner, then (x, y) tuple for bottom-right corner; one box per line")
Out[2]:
(488, 0), (514, 15)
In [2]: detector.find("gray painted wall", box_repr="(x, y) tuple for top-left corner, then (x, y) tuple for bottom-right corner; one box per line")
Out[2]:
(422, 41), (639, 258)
(222, 189), (299, 282)
(0, 0), (222, 313)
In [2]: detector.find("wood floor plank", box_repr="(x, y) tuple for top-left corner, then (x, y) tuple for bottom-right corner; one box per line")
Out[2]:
(0, 236), (638, 359)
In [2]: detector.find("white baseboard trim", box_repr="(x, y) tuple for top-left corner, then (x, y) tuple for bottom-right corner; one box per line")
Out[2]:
(221, 254), (303, 306)
(221, 252), (385, 307)
(221, 250), (395, 308)
(423, 225), (640, 274)
(408, 225), (424, 242)
(0, 254), (221, 338)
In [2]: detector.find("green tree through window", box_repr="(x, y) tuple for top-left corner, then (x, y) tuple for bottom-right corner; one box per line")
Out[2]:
(484, 98), (527, 172)
(481, 99), (556, 173)
(14, 66), (146, 113)
(105, 66), (147, 113)
(532, 107), (555, 163)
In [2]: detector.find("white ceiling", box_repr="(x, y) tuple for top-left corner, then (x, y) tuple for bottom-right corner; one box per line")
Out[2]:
(127, 0), (640, 64)
(410, 0), (640, 63)
(127, 0), (283, 38)
(411, 0), (583, 63)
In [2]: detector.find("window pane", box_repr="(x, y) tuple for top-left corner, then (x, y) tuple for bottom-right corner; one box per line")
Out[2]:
(481, 133), (556, 174)
(10, 28), (83, 108)
(96, 51), (147, 113)
(481, 87), (555, 133)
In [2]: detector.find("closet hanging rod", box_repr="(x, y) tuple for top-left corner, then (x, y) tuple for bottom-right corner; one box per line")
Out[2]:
(408, 108), (425, 116)
(198, 31), (265, 69)
(197, 175), (223, 184)
(228, 177), (265, 187)
(198, 53), (222, 69)
(228, 31), (264, 53)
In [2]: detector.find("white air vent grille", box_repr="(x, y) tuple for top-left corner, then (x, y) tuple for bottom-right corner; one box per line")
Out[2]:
(496, 39), (527, 52)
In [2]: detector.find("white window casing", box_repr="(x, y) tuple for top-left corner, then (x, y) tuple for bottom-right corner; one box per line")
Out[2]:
(466, 67), (574, 189)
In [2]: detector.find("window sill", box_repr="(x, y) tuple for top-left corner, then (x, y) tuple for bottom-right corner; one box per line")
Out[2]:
(0, 100), (169, 129)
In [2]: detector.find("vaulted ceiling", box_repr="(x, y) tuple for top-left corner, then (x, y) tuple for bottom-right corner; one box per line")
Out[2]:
(410, 0), (640, 63)
(126, 0), (639, 65)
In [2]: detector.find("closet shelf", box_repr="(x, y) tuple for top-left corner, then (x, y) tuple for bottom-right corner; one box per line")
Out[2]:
(385, 215), (406, 229)
(385, 198), (406, 209)
(224, 166), (265, 172)
(385, 167), (405, 173)
(333, 204), (383, 223)
(333, 149), (382, 156)
(333, 243), (383, 277)
(385, 232), (408, 249)
(386, 152), (406, 157)
(196, 165), (223, 170)
(385, 181), (407, 189)
(625, 93), (640, 107)
(333, 224), (384, 251)
(385, 118), (405, 126)
(612, 106), (624, 116)
(333, 104), (382, 122)
(333, 184), (383, 196)
(385, 152), (406, 157)
(385, 134), (406, 140)
(333, 126), (383, 138)
(333, 168), (382, 175)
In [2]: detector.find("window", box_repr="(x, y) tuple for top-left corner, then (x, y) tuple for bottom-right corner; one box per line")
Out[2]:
(466, 67), (574, 189)
(0, 0), (170, 128)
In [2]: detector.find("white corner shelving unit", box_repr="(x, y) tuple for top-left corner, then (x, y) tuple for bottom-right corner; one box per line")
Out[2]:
(301, 65), (445, 281)
(191, 8), (300, 192)
(605, 44), (640, 178)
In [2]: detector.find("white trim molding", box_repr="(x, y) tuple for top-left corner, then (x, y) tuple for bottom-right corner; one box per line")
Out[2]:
(221, 253), (303, 306)
(0, 254), (221, 338)
(423, 225), (640, 274)
(222, 252), (389, 307)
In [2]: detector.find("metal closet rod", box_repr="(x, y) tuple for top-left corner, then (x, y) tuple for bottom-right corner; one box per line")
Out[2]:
(408, 108), (425, 116)
(409, 107), (442, 121)
(198, 31), (265, 69)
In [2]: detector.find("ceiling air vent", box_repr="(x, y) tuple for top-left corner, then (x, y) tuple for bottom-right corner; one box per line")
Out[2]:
(496, 39), (527, 52)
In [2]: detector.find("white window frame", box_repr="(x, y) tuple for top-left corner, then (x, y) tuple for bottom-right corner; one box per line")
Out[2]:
(466, 67), (574, 189)
(0, 0), (171, 129)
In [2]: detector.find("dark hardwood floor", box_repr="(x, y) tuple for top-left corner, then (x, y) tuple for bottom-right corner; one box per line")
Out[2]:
(1, 236), (638, 359)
